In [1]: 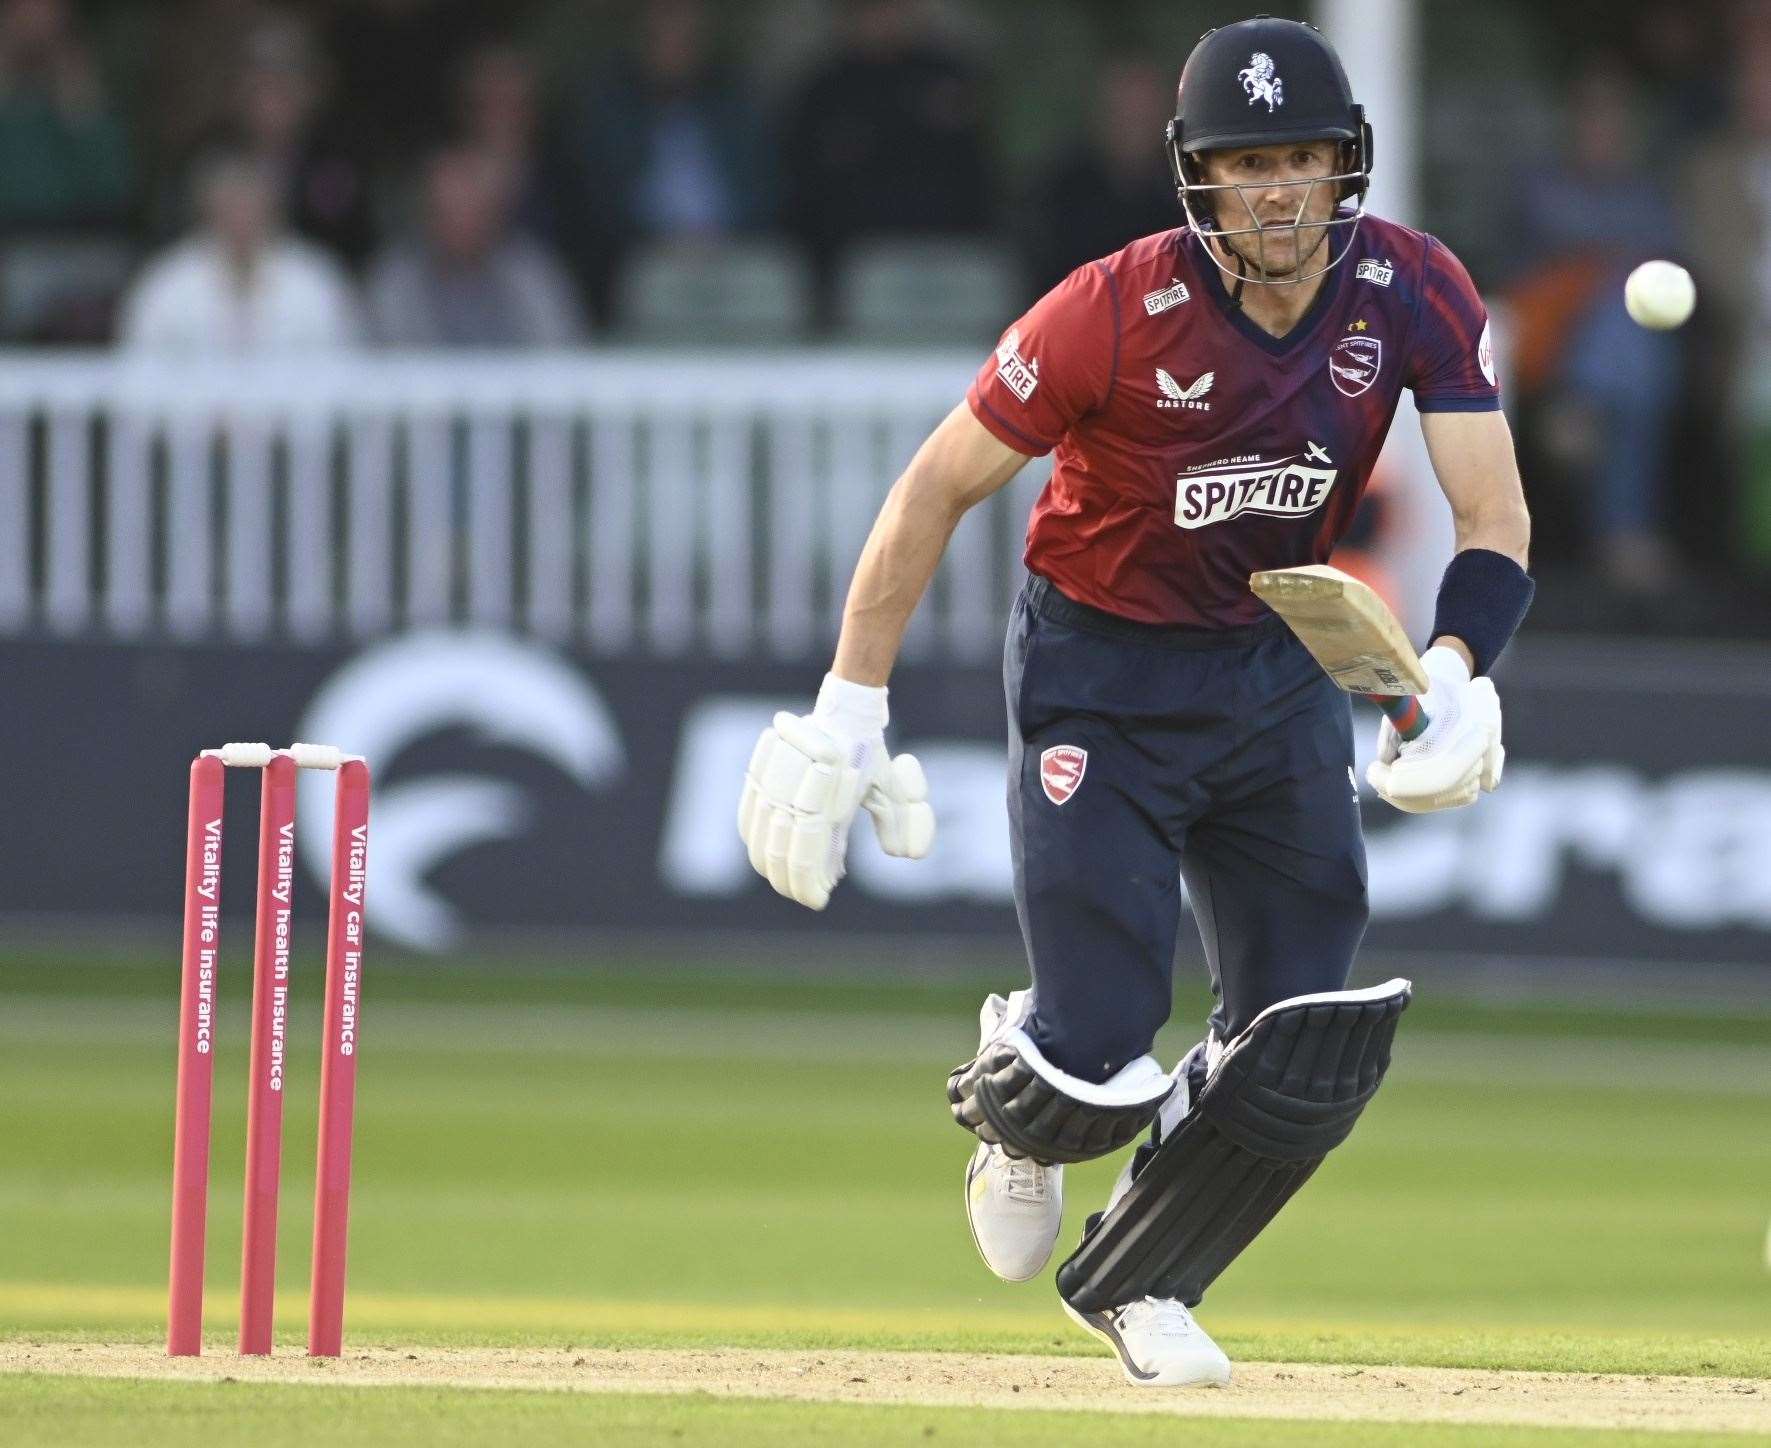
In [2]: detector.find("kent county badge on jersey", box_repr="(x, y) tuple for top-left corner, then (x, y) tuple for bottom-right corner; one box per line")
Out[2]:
(1040, 746), (1087, 805)
(1328, 334), (1381, 397)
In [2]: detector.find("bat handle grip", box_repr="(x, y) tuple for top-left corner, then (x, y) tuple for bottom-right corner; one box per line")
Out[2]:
(1364, 693), (1429, 742)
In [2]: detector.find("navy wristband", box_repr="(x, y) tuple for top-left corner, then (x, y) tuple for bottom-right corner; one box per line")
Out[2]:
(1429, 548), (1534, 677)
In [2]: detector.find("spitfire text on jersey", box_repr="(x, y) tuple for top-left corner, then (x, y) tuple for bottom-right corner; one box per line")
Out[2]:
(966, 215), (1497, 628)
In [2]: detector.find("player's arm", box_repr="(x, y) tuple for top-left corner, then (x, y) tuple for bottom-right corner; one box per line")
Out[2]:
(736, 404), (1031, 909)
(1418, 408), (1531, 672)
(740, 260), (1106, 906)
(833, 403), (1032, 685)
(1364, 408), (1535, 812)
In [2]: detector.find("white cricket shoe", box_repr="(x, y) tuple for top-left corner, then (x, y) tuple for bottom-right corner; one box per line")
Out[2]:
(1061, 1295), (1232, 1387)
(964, 1142), (1063, 1281)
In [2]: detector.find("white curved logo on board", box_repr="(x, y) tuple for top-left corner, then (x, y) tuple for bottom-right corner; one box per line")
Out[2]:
(294, 631), (625, 949)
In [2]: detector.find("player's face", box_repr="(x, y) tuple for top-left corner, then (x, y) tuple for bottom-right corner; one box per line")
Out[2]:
(1198, 141), (1341, 279)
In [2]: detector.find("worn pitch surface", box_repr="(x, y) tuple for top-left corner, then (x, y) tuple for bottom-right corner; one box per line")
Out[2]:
(3, 1344), (1768, 1436)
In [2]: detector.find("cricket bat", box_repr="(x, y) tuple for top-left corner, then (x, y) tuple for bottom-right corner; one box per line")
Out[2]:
(1249, 565), (1429, 741)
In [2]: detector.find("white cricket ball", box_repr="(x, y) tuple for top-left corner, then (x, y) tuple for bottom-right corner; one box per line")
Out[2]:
(1624, 260), (1696, 330)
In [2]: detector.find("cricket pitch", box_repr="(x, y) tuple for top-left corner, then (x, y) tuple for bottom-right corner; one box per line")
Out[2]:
(3, 1342), (1766, 1436)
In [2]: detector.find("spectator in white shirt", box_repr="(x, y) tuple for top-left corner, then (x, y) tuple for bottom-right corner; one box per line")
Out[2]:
(119, 148), (362, 353)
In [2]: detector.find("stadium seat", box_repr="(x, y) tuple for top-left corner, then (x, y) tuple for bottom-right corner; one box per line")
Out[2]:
(835, 238), (1021, 347)
(618, 238), (813, 345)
(0, 236), (136, 344)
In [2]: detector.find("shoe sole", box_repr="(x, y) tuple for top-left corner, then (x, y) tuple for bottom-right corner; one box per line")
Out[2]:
(962, 1148), (1055, 1283)
(1059, 1298), (1231, 1388)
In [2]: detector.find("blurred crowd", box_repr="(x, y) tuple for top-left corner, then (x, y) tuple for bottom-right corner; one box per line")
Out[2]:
(3, 0), (1771, 605)
(1488, 2), (1771, 602)
(2, 0), (1031, 348)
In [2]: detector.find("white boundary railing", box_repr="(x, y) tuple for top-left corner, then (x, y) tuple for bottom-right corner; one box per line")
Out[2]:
(0, 351), (1050, 663)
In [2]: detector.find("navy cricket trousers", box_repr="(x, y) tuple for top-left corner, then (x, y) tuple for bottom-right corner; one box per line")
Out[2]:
(1005, 575), (1371, 1084)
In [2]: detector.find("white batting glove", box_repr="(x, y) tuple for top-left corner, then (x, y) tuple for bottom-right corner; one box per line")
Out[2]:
(736, 673), (936, 910)
(1366, 644), (1504, 813)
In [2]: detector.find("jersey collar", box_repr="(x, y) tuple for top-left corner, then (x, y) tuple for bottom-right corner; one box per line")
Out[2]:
(1184, 228), (1349, 357)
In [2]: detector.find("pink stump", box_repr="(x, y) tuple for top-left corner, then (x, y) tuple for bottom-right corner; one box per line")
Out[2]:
(239, 754), (298, 1354)
(308, 759), (370, 1357)
(168, 755), (228, 1356)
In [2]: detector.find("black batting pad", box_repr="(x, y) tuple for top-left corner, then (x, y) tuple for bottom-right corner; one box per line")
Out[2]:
(1056, 979), (1411, 1311)
(947, 1031), (1173, 1166)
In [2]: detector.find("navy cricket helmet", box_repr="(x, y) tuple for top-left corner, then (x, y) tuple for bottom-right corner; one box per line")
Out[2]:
(1165, 15), (1373, 286)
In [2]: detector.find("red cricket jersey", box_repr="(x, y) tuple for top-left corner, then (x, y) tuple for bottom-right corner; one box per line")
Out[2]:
(966, 215), (1499, 627)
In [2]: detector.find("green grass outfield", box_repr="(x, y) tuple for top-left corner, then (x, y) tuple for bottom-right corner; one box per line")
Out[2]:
(3, 949), (1769, 1445)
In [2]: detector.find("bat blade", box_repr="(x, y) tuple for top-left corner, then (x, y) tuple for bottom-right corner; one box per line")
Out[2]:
(1249, 565), (1428, 697)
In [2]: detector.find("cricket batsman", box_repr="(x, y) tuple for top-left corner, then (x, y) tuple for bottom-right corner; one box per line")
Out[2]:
(738, 16), (1532, 1386)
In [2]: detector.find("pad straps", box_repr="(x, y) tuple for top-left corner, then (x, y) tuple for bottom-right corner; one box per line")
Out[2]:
(1057, 979), (1411, 1311)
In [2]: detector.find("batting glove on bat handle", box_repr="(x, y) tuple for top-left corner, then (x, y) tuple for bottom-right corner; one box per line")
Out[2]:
(1366, 646), (1504, 813)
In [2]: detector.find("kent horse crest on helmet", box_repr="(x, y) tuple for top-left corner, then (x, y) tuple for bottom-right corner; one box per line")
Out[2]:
(1239, 52), (1283, 112)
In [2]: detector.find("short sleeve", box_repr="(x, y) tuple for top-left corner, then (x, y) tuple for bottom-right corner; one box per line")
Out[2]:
(966, 262), (1119, 455)
(1407, 237), (1501, 413)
